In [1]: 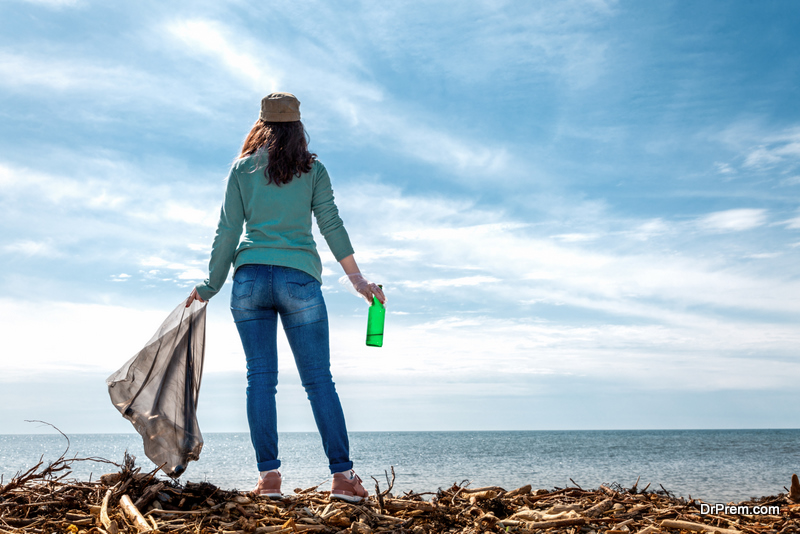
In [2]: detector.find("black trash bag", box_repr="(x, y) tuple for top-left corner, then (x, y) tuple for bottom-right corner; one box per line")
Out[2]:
(107, 300), (206, 478)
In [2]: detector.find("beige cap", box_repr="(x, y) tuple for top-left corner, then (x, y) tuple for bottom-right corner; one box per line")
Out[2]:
(260, 92), (301, 122)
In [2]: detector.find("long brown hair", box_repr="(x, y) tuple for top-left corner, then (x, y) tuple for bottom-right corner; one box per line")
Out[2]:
(239, 120), (317, 185)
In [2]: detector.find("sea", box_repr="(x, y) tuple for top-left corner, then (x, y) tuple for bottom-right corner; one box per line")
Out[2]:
(1, 430), (797, 504)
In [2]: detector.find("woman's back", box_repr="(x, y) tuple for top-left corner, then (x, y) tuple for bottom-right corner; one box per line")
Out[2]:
(228, 155), (352, 281)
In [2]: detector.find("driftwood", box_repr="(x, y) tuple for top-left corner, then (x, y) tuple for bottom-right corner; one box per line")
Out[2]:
(100, 488), (120, 534)
(0, 449), (799, 534)
(584, 496), (614, 517)
(120, 494), (152, 532)
(661, 518), (741, 534)
(789, 473), (800, 502)
(520, 517), (587, 529)
(505, 484), (531, 497)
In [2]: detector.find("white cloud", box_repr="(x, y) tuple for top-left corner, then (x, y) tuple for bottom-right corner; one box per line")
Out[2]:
(0, 160), (220, 236)
(0, 298), (248, 376)
(18, 0), (81, 6)
(140, 256), (169, 268)
(326, 312), (800, 392)
(0, 163), (108, 205)
(391, 222), (530, 242)
(178, 268), (206, 280)
(745, 252), (781, 259)
(624, 219), (669, 241)
(139, 256), (206, 283)
(743, 146), (784, 169)
(352, 248), (420, 262)
(714, 162), (735, 174)
(2, 293), (797, 395)
(0, 158), (230, 297)
(354, 0), (615, 90)
(551, 233), (600, 242)
(164, 203), (217, 227)
(167, 19), (281, 93)
(783, 216), (800, 230)
(164, 18), (519, 185)
(745, 133), (800, 169)
(0, 52), (139, 92)
(397, 275), (500, 290)
(0, 50), (217, 120)
(715, 125), (800, 180)
(4, 240), (56, 256)
(338, 183), (800, 320)
(88, 191), (126, 209)
(696, 209), (767, 232)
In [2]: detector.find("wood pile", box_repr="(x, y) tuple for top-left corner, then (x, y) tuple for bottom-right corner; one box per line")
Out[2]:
(2, 453), (799, 534)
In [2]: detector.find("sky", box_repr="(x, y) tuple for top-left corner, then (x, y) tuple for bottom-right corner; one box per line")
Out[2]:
(1, 0), (799, 434)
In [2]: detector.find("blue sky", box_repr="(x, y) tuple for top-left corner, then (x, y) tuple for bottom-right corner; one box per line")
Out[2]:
(1, 0), (799, 434)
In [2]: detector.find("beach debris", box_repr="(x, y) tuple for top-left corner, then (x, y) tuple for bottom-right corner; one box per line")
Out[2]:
(789, 473), (800, 502)
(1, 453), (798, 534)
(660, 518), (742, 534)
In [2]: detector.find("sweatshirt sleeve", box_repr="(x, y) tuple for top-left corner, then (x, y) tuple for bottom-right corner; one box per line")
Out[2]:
(195, 167), (245, 300)
(312, 163), (354, 261)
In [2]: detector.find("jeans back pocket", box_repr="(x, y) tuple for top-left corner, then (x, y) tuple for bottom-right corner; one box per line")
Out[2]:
(232, 265), (258, 299)
(284, 268), (320, 301)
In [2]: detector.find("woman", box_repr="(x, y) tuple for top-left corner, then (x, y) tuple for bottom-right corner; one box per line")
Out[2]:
(187, 92), (385, 502)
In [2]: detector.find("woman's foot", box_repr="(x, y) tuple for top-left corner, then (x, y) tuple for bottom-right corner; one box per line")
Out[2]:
(254, 471), (282, 498)
(331, 470), (368, 502)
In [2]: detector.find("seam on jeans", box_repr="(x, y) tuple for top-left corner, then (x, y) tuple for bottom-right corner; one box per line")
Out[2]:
(232, 316), (277, 324)
(282, 317), (327, 329)
(230, 304), (269, 312)
(281, 302), (325, 317)
(268, 264), (274, 303)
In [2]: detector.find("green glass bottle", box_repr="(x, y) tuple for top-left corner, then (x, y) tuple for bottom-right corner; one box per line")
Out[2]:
(366, 286), (385, 347)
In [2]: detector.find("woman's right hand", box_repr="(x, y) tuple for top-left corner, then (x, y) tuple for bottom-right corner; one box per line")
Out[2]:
(345, 273), (386, 305)
(186, 287), (205, 308)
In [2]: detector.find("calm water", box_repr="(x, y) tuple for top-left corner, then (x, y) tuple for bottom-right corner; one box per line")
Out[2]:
(1, 430), (797, 504)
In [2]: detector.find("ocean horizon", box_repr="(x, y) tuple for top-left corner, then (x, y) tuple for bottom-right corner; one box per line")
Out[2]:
(2, 429), (796, 505)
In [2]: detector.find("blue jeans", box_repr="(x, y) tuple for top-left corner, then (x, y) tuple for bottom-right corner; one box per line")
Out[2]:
(230, 264), (353, 474)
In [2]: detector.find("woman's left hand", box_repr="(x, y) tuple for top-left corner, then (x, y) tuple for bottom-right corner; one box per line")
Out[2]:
(186, 287), (205, 307)
(344, 273), (386, 305)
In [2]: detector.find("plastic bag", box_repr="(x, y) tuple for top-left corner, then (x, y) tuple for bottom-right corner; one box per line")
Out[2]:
(107, 300), (206, 478)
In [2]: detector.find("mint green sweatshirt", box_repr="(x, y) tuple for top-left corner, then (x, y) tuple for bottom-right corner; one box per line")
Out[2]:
(194, 155), (354, 301)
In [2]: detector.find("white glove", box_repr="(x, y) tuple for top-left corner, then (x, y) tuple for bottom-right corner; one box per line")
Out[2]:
(338, 273), (386, 305)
